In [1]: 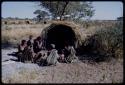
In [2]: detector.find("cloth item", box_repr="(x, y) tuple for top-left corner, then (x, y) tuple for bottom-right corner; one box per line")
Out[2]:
(66, 46), (77, 63)
(46, 49), (59, 65)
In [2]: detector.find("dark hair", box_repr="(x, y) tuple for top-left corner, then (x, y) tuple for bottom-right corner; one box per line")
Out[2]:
(58, 49), (64, 54)
(29, 35), (33, 39)
(21, 40), (26, 45)
(37, 36), (41, 41)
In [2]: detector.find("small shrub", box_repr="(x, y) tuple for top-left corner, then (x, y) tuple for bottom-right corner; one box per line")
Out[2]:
(98, 22), (122, 58)
(78, 21), (123, 62)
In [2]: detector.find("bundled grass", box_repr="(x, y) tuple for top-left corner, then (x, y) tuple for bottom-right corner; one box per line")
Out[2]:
(79, 21), (123, 61)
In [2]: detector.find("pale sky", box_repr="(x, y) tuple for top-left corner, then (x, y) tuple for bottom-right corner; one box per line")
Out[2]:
(92, 1), (123, 20)
(1, 1), (123, 20)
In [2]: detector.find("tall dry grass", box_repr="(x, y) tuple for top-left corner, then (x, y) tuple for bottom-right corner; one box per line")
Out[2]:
(2, 20), (123, 60)
(2, 24), (50, 48)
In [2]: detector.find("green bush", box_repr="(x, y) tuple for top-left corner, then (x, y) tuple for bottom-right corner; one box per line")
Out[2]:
(95, 22), (123, 58)
(78, 22), (123, 61)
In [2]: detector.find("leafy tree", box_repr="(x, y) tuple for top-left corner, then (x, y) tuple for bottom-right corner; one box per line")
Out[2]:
(15, 17), (19, 20)
(38, 1), (95, 21)
(7, 17), (13, 19)
(34, 9), (49, 22)
(117, 17), (123, 21)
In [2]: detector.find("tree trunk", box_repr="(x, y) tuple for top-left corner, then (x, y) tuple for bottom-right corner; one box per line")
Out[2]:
(60, 1), (69, 21)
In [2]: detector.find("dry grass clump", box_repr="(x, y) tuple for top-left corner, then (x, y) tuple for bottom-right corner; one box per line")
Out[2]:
(2, 60), (123, 83)
(77, 20), (119, 29)
(78, 21), (123, 60)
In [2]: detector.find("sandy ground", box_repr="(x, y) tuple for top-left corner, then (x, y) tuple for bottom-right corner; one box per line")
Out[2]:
(2, 48), (123, 83)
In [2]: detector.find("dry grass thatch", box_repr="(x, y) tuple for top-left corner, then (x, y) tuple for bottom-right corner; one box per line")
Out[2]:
(41, 21), (83, 49)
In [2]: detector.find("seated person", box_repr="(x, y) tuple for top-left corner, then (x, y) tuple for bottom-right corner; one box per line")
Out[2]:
(35, 51), (48, 66)
(46, 44), (60, 66)
(33, 36), (43, 53)
(27, 35), (34, 47)
(18, 40), (27, 53)
(32, 51), (46, 64)
(63, 45), (70, 63)
(64, 45), (77, 63)
(58, 49), (65, 63)
(17, 40), (27, 62)
(23, 41), (34, 63)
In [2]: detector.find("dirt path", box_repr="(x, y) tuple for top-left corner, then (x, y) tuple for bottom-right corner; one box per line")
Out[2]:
(2, 48), (123, 83)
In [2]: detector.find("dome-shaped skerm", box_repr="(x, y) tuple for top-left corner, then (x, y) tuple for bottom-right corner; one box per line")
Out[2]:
(41, 21), (82, 50)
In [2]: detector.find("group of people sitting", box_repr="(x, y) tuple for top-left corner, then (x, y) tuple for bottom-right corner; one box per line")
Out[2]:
(16, 35), (78, 66)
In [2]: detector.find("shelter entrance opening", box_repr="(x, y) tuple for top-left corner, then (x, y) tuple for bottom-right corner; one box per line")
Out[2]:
(46, 25), (76, 50)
